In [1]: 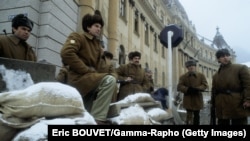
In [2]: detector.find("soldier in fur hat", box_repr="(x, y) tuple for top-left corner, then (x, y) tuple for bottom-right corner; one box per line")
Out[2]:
(116, 51), (150, 101)
(0, 13), (36, 61)
(212, 48), (250, 125)
(177, 59), (208, 125)
(60, 10), (117, 125)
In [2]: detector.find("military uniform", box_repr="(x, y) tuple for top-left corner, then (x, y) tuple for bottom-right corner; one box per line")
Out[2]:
(212, 62), (250, 124)
(116, 63), (150, 101)
(0, 35), (36, 61)
(177, 70), (208, 125)
(61, 32), (117, 122)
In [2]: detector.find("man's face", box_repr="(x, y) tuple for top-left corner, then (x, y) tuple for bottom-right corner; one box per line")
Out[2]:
(187, 65), (196, 72)
(217, 55), (231, 65)
(146, 71), (152, 78)
(87, 23), (102, 37)
(13, 26), (31, 41)
(131, 56), (140, 65)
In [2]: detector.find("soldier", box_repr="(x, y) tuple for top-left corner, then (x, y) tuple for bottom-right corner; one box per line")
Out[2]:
(116, 51), (150, 101)
(0, 13), (36, 61)
(60, 10), (117, 125)
(177, 59), (208, 125)
(145, 69), (154, 94)
(212, 48), (250, 125)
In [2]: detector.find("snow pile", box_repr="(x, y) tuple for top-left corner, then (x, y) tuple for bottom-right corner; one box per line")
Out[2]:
(0, 65), (34, 91)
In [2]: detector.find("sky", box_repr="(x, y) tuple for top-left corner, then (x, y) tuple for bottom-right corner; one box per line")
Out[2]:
(178, 0), (250, 63)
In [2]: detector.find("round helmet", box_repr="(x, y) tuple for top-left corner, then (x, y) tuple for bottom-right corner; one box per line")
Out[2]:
(185, 59), (196, 67)
(215, 48), (230, 58)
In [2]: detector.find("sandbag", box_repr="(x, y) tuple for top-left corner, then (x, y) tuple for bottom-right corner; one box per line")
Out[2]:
(0, 82), (85, 118)
(109, 104), (152, 125)
(116, 93), (155, 104)
(12, 112), (96, 141)
(146, 107), (171, 122)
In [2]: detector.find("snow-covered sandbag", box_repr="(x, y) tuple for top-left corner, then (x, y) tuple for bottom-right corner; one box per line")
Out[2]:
(115, 93), (155, 104)
(146, 107), (171, 122)
(0, 82), (85, 118)
(12, 112), (97, 141)
(109, 104), (152, 125)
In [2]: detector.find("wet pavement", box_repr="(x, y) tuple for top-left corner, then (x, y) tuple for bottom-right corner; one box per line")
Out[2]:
(171, 95), (250, 125)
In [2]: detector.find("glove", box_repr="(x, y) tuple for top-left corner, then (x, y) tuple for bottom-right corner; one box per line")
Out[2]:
(187, 87), (198, 93)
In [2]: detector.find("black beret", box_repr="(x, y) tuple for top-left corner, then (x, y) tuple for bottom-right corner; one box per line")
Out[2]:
(185, 59), (196, 67)
(215, 48), (230, 58)
(12, 14), (33, 30)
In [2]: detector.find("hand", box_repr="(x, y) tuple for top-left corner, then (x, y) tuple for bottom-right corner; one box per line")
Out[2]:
(88, 67), (96, 72)
(187, 87), (198, 93)
(243, 101), (250, 109)
(125, 76), (133, 82)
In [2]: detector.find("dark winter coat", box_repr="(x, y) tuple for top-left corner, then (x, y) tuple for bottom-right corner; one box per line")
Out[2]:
(60, 32), (117, 96)
(177, 71), (208, 110)
(0, 35), (36, 61)
(212, 62), (250, 119)
(116, 63), (150, 101)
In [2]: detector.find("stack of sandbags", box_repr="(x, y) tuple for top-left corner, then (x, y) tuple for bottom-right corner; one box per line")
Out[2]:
(109, 93), (171, 125)
(12, 112), (96, 141)
(0, 82), (95, 141)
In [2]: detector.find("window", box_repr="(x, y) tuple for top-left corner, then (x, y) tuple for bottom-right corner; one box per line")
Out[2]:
(161, 46), (165, 58)
(144, 23), (149, 45)
(154, 68), (158, 86)
(134, 10), (139, 34)
(120, 0), (126, 17)
(154, 33), (158, 52)
(153, 1), (157, 12)
(162, 72), (165, 86)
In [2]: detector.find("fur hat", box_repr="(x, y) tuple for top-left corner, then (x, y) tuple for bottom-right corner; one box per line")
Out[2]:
(130, 51), (141, 59)
(215, 48), (230, 58)
(12, 14), (33, 30)
(185, 59), (196, 67)
(128, 52), (133, 60)
(82, 10), (104, 32)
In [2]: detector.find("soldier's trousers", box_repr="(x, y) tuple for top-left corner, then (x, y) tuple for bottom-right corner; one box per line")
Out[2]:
(186, 109), (200, 125)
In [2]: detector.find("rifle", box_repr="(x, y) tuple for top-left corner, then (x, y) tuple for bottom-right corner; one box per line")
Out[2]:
(210, 92), (216, 125)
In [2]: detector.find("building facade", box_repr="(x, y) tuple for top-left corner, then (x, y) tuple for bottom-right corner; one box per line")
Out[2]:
(0, 0), (236, 95)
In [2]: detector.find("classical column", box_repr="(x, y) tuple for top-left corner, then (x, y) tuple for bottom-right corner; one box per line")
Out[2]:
(107, 0), (119, 62)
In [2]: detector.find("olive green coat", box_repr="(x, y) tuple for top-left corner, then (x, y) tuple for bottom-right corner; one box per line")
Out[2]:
(177, 71), (208, 110)
(212, 62), (250, 119)
(0, 35), (36, 61)
(60, 32), (117, 96)
(116, 63), (150, 101)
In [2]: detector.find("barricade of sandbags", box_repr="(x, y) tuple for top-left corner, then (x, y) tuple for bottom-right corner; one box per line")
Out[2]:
(0, 82), (94, 141)
(108, 93), (173, 125)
